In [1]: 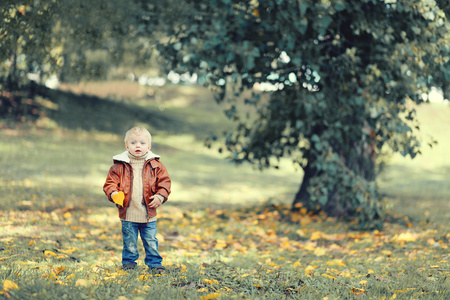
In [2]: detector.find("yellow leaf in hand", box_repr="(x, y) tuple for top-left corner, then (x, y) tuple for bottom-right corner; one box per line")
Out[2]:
(112, 191), (124, 206)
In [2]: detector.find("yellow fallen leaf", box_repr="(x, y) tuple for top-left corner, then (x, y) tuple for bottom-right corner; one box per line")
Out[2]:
(44, 250), (58, 257)
(391, 288), (415, 293)
(204, 279), (219, 285)
(326, 259), (346, 267)
(156, 233), (165, 243)
(321, 274), (336, 280)
(180, 264), (187, 272)
(310, 231), (323, 240)
(3, 280), (19, 292)
(90, 229), (104, 235)
(75, 233), (89, 239)
(58, 248), (76, 254)
(359, 280), (368, 285)
(138, 275), (147, 281)
(305, 265), (317, 275)
(314, 247), (327, 256)
(200, 293), (220, 300)
(54, 266), (65, 275)
(339, 271), (351, 278)
(75, 279), (90, 287)
(293, 261), (301, 267)
(351, 288), (365, 295)
(296, 229), (307, 237)
(394, 232), (417, 242)
(112, 191), (125, 206)
(214, 240), (227, 249)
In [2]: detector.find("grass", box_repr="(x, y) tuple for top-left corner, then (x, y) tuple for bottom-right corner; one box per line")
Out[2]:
(0, 82), (449, 299)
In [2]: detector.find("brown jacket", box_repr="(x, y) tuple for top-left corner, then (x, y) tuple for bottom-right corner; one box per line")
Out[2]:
(103, 151), (171, 221)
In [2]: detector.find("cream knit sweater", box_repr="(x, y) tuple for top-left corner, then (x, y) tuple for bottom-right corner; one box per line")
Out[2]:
(125, 154), (157, 223)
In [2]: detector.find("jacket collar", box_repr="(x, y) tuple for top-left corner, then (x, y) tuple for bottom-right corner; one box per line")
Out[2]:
(113, 150), (160, 163)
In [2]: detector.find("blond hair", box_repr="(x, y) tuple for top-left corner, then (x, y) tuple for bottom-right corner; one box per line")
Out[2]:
(124, 126), (152, 145)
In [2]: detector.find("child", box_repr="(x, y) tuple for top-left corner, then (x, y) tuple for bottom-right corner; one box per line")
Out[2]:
(103, 126), (171, 273)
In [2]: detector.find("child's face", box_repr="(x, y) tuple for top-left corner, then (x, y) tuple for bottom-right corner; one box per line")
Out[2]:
(126, 134), (151, 158)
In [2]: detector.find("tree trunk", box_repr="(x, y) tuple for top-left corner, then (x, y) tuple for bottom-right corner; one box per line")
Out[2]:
(291, 134), (376, 216)
(291, 163), (315, 212)
(6, 33), (19, 91)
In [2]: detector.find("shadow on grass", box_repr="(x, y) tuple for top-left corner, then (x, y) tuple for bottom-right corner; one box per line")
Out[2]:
(37, 85), (186, 136)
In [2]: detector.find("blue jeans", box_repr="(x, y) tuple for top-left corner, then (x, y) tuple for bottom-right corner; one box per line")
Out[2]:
(121, 221), (163, 268)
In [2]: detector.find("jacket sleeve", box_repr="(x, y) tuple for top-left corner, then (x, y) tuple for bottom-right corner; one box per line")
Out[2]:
(155, 162), (171, 203)
(103, 164), (121, 202)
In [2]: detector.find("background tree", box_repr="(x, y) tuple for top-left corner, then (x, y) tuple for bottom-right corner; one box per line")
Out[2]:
(157, 0), (450, 228)
(0, 0), (182, 86)
(0, 0), (57, 90)
(0, 0), (180, 120)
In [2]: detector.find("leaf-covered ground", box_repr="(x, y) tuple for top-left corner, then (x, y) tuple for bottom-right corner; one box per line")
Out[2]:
(0, 204), (448, 299)
(1, 83), (449, 299)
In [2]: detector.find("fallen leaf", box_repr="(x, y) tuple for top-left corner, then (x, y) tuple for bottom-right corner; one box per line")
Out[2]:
(54, 266), (65, 275)
(322, 274), (336, 280)
(44, 250), (57, 257)
(200, 293), (220, 300)
(75, 279), (90, 287)
(350, 287), (365, 295)
(3, 280), (19, 292)
(394, 232), (417, 242)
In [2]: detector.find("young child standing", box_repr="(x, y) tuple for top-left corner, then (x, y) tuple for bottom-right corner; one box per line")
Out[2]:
(103, 126), (171, 273)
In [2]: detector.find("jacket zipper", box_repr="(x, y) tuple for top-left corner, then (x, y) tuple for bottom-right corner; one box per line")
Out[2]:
(145, 160), (151, 224)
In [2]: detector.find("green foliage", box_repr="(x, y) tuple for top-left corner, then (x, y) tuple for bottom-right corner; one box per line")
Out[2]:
(0, 0), (179, 87)
(157, 0), (450, 226)
(0, 0), (57, 88)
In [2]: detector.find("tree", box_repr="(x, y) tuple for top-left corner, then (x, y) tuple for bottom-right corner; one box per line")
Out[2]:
(157, 0), (450, 228)
(0, 0), (179, 86)
(0, 0), (177, 120)
(0, 0), (57, 90)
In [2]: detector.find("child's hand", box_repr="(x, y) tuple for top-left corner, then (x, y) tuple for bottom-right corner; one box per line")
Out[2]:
(148, 195), (163, 208)
(112, 191), (125, 207)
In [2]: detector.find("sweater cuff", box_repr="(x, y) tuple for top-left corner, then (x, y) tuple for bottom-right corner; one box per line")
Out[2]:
(155, 194), (165, 204)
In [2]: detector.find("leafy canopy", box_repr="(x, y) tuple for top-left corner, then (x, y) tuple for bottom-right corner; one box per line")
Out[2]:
(158, 0), (450, 226)
(0, 0), (177, 84)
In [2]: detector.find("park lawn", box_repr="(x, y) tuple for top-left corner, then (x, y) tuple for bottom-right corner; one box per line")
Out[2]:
(0, 83), (449, 299)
